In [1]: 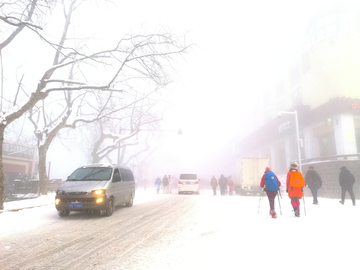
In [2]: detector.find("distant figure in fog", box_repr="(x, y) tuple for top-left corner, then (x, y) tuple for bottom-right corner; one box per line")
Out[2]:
(219, 174), (227, 196)
(339, 166), (356, 206)
(305, 166), (322, 205)
(154, 177), (161, 194)
(167, 175), (172, 193)
(162, 175), (169, 194)
(227, 176), (234, 196)
(210, 176), (218, 196)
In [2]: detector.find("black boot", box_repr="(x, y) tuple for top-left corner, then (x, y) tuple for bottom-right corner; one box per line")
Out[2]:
(293, 207), (300, 217)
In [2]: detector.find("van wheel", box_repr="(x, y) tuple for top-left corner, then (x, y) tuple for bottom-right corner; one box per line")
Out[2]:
(58, 209), (70, 217)
(105, 198), (114, 216)
(126, 194), (133, 207)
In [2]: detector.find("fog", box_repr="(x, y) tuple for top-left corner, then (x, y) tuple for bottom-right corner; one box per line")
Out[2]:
(4, 0), (360, 183)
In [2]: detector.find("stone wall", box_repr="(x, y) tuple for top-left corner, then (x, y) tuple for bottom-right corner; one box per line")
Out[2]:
(302, 160), (360, 200)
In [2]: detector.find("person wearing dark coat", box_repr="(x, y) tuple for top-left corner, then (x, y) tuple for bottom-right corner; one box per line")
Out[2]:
(219, 174), (227, 196)
(162, 175), (169, 194)
(210, 176), (218, 196)
(305, 166), (322, 205)
(339, 166), (356, 206)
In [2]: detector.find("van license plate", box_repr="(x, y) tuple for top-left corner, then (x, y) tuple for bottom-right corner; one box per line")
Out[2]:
(186, 182), (191, 185)
(70, 203), (83, 208)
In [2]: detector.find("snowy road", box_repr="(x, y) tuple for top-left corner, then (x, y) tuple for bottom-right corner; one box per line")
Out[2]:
(1, 190), (359, 270)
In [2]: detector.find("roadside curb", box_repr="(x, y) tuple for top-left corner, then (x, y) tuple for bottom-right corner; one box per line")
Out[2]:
(0, 203), (55, 214)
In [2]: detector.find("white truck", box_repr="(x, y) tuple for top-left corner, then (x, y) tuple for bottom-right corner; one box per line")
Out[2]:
(234, 157), (270, 195)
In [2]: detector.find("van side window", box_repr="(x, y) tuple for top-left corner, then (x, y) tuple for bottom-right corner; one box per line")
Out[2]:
(113, 169), (121, 182)
(127, 170), (134, 181)
(120, 169), (128, 181)
(120, 169), (134, 181)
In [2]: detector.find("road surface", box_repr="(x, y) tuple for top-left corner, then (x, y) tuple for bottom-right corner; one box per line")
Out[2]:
(1, 191), (359, 269)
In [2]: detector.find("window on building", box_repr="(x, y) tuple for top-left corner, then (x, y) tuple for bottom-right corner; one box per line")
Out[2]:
(309, 13), (360, 44)
(319, 133), (336, 157)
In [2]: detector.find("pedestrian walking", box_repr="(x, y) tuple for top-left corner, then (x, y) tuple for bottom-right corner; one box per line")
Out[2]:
(260, 167), (281, 218)
(168, 175), (172, 193)
(305, 166), (322, 205)
(339, 166), (356, 206)
(286, 162), (305, 217)
(154, 177), (161, 194)
(227, 176), (234, 196)
(162, 175), (169, 194)
(219, 174), (227, 195)
(210, 175), (218, 196)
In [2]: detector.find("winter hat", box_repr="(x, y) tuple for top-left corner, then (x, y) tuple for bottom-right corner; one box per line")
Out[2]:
(265, 167), (271, 172)
(290, 162), (298, 169)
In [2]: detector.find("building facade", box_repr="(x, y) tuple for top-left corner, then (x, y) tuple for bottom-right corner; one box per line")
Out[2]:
(3, 140), (37, 184)
(237, 5), (360, 197)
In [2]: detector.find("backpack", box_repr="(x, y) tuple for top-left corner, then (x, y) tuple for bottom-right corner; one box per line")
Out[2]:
(265, 171), (279, 191)
(349, 171), (355, 185)
(289, 172), (305, 188)
(312, 172), (322, 188)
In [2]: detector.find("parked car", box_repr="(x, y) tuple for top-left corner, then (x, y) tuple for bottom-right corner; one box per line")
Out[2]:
(55, 164), (135, 217)
(178, 173), (199, 194)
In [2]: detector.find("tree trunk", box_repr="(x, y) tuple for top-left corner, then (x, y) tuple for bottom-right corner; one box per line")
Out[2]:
(38, 145), (48, 195)
(0, 125), (5, 210)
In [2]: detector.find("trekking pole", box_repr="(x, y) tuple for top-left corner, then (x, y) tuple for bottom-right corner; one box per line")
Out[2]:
(277, 189), (282, 215)
(303, 194), (307, 216)
(257, 188), (263, 214)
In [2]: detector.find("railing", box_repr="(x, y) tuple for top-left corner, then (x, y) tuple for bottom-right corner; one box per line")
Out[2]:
(302, 153), (360, 164)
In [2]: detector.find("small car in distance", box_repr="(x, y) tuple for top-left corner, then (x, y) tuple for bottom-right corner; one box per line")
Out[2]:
(178, 173), (199, 194)
(55, 164), (135, 217)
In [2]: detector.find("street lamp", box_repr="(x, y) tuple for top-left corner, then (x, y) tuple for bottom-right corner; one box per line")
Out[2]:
(278, 110), (302, 172)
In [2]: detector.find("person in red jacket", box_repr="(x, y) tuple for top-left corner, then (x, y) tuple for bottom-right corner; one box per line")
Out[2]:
(286, 162), (305, 217)
(260, 167), (281, 218)
(227, 176), (234, 196)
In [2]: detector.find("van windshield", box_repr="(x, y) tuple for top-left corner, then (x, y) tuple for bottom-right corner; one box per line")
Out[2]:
(67, 168), (112, 181)
(179, 174), (197, 180)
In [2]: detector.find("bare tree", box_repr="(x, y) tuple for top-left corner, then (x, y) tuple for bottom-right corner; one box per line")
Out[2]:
(0, 0), (191, 209)
(88, 89), (164, 165)
(0, 0), (46, 51)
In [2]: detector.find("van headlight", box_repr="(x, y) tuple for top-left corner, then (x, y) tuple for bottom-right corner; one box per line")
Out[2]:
(57, 190), (66, 195)
(91, 189), (106, 195)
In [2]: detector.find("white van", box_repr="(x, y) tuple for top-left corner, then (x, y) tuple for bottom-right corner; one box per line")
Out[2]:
(55, 164), (135, 217)
(178, 173), (199, 194)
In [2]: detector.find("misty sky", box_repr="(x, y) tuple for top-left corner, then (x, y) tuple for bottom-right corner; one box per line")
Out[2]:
(45, 0), (359, 179)
(116, 0), (355, 177)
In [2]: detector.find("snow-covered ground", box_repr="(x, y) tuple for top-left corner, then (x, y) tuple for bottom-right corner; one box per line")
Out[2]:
(1, 189), (359, 269)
